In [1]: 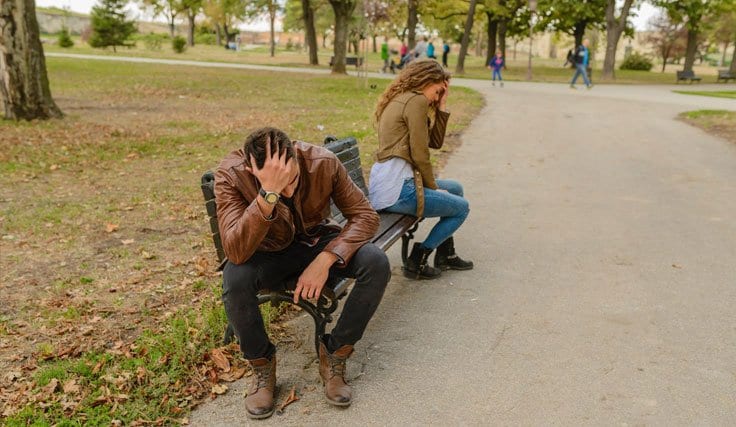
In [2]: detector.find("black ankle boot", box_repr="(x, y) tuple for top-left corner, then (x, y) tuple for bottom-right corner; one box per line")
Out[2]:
(434, 237), (474, 271)
(403, 243), (441, 280)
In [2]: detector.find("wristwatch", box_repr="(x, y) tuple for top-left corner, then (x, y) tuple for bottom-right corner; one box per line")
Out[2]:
(259, 188), (280, 205)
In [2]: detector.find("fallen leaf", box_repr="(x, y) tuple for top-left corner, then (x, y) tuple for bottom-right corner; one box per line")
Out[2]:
(63, 379), (80, 395)
(121, 239), (135, 245)
(210, 348), (230, 373)
(672, 264), (682, 269)
(211, 384), (228, 395)
(106, 223), (119, 233)
(219, 366), (246, 382)
(277, 386), (299, 414)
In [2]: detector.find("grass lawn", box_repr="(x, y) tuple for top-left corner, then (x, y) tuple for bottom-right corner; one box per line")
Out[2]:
(43, 37), (713, 85)
(679, 110), (736, 144)
(0, 58), (484, 424)
(672, 90), (736, 100)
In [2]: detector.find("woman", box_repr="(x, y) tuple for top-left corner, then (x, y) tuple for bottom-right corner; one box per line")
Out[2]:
(369, 60), (473, 280)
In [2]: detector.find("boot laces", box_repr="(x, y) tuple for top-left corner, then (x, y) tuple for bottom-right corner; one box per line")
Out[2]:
(328, 354), (347, 378)
(253, 365), (272, 389)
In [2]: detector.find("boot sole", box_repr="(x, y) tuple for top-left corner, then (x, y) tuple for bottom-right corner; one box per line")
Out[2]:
(402, 267), (441, 280)
(246, 407), (275, 419)
(435, 264), (474, 271)
(325, 395), (352, 407)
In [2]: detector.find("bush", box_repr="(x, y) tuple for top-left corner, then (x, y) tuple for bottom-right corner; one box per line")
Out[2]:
(194, 33), (216, 45)
(57, 27), (74, 48)
(172, 36), (187, 53)
(620, 52), (653, 71)
(141, 33), (167, 51)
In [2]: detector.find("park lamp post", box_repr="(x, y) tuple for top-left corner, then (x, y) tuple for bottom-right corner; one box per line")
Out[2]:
(526, 0), (537, 81)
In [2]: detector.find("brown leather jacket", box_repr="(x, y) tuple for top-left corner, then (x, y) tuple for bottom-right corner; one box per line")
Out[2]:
(214, 141), (379, 265)
(375, 91), (450, 191)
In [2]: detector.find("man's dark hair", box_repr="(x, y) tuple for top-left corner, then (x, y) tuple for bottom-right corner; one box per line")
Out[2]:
(244, 127), (296, 169)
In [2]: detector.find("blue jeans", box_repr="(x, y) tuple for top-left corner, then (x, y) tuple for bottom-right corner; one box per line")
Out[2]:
(384, 179), (470, 250)
(571, 63), (590, 86)
(492, 69), (502, 81)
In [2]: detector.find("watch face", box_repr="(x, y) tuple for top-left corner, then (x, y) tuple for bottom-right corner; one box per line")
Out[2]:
(265, 193), (279, 204)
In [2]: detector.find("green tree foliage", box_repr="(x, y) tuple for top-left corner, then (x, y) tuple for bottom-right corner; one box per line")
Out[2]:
(202, 0), (248, 45)
(654, 0), (733, 72)
(57, 27), (74, 47)
(89, 0), (136, 52)
(535, 0), (606, 47)
(141, 0), (183, 37)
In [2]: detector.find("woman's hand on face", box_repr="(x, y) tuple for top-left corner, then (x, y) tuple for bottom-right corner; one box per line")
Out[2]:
(439, 81), (449, 111)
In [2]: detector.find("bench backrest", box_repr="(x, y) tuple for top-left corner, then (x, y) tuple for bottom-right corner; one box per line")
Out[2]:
(677, 70), (694, 78)
(200, 137), (366, 264)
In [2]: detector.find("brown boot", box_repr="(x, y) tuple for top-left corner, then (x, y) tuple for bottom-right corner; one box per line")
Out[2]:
(318, 340), (354, 406)
(245, 355), (276, 419)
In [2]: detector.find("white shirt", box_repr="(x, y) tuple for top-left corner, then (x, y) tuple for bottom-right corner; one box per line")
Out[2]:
(368, 158), (414, 211)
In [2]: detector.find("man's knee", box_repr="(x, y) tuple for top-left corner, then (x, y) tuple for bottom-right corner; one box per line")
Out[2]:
(353, 244), (391, 283)
(222, 261), (259, 298)
(441, 179), (464, 197)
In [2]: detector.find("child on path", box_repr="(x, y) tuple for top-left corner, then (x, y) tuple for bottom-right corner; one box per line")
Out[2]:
(488, 50), (505, 87)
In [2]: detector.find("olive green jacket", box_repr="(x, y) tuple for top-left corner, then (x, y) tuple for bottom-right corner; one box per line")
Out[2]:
(375, 91), (450, 191)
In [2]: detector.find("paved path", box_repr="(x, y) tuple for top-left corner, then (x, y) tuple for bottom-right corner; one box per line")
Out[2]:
(57, 53), (736, 425)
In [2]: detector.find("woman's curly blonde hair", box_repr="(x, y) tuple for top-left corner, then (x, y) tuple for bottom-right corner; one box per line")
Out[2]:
(375, 59), (451, 124)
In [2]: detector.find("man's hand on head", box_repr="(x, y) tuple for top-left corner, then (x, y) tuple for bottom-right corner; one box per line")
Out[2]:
(245, 136), (293, 194)
(293, 251), (339, 304)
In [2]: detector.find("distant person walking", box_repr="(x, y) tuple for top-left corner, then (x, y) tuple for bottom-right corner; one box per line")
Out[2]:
(442, 41), (450, 67)
(400, 41), (408, 58)
(381, 38), (390, 73)
(488, 50), (505, 87)
(427, 41), (436, 59)
(413, 36), (428, 59)
(570, 38), (592, 89)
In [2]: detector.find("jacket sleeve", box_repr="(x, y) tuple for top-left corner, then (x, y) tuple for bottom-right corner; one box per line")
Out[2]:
(323, 159), (380, 266)
(428, 109), (450, 149)
(404, 95), (438, 190)
(214, 168), (273, 265)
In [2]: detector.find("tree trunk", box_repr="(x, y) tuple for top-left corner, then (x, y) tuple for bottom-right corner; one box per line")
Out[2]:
(486, 14), (498, 66)
(1, 0), (63, 120)
(322, 33), (327, 48)
(329, 0), (356, 74)
(720, 41), (728, 67)
(169, 16), (175, 38)
(731, 33), (736, 73)
(407, 0), (418, 49)
(215, 23), (222, 46)
(372, 34), (377, 53)
(498, 19), (507, 63)
(269, 6), (276, 57)
(682, 28), (698, 72)
(455, 0), (478, 75)
(475, 26), (483, 57)
(187, 11), (195, 46)
(573, 20), (586, 48)
(602, 0), (634, 80)
(301, 0), (319, 65)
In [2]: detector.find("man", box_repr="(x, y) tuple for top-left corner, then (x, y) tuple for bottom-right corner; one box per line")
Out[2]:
(413, 36), (428, 59)
(442, 41), (450, 67)
(381, 38), (390, 73)
(570, 38), (593, 89)
(215, 127), (390, 419)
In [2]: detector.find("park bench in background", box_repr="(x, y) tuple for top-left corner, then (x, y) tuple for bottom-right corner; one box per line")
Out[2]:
(329, 56), (364, 69)
(200, 136), (420, 355)
(716, 69), (736, 83)
(676, 70), (702, 84)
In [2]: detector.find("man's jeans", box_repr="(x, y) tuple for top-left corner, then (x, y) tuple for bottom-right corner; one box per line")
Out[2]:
(384, 179), (470, 250)
(571, 63), (591, 87)
(222, 234), (390, 360)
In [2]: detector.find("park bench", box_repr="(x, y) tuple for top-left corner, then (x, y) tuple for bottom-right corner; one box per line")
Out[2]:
(676, 70), (702, 84)
(716, 69), (736, 83)
(329, 56), (364, 68)
(200, 136), (420, 355)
